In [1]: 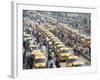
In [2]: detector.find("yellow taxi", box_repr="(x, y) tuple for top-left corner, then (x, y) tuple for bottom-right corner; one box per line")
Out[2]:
(50, 37), (60, 44)
(54, 41), (63, 46)
(34, 53), (47, 68)
(54, 43), (65, 50)
(66, 55), (79, 67)
(31, 49), (41, 56)
(47, 34), (54, 39)
(66, 55), (85, 67)
(57, 47), (71, 61)
(54, 44), (65, 53)
(50, 37), (59, 42)
(71, 61), (85, 67)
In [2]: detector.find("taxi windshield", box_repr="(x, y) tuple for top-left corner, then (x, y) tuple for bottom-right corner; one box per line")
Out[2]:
(68, 59), (78, 63)
(62, 49), (74, 54)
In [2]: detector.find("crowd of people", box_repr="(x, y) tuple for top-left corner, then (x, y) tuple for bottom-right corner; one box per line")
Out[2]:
(51, 25), (91, 58)
(23, 10), (91, 69)
(23, 22), (61, 69)
(33, 25), (61, 68)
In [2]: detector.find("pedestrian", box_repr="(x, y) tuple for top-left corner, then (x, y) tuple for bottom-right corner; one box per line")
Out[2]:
(58, 29), (64, 41)
(48, 55), (52, 61)
(48, 55), (56, 68)
(41, 44), (47, 56)
(55, 58), (61, 68)
(23, 50), (27, 65)
(49, 63), (53, 68)
(23, 40), (26, 50)
(26, 55), (33, 69)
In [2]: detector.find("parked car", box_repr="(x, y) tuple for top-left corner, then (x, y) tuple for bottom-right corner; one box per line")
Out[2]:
(66, 55), (85, 67)
(34, 52), (47, 68)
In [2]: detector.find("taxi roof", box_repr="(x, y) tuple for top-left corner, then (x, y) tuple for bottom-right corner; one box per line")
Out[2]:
(60, 47), (70, 50)
(31, 50), (41, 55)
(35, 53), (46, 58)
